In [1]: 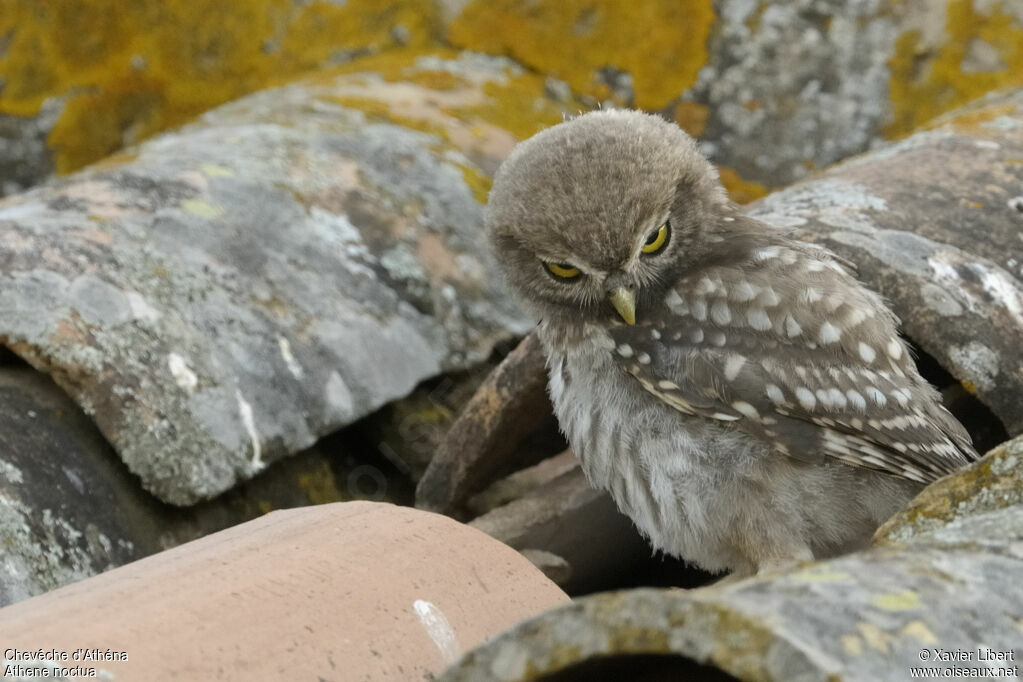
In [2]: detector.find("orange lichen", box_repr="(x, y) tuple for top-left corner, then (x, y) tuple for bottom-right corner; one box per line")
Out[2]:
(673, 101), (709, 137)
(319, 47), (580, 143)
(886, 0), (1023, 138)
(448, 0), (715, 110)
(717, 167), (768, 204)
(0, 0), (441, 174)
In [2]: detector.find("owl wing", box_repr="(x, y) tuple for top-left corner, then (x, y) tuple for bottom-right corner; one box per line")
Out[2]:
(606, 260), (977, 484)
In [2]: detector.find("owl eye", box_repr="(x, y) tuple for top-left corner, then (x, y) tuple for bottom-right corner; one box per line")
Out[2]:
(545, 261), (582, 279)
(641, 222), (670, 254)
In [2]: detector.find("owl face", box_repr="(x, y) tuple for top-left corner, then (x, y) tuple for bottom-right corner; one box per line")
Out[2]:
(486, 110), (729, 327)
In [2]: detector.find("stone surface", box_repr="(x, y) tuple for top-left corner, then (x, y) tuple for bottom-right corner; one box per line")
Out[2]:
(0, 0), (441, 192)
(0, 103), (60, 196)
(7, 3), (1023, 198)
(417, 86), (1023, 583)
(448, 0), (1023, 190)
(441, 463), (1023, 680)
(0, 366), (145, 605)
(466, 449), (578, 516)
(0, 502), (570, 681)
(469, 463), (655, 595)
(359, 356), (502, 484)
(518, 548), (573, 586)
(0, 362), (411, 607)
(747, 87), (1023, 435)
(417, 333), (561, 516)
(876, 433), (1023, 544)
(0, 52), (580, 505)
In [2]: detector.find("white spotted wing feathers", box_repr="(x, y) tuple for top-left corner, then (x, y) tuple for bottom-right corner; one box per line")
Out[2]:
(609, 242), (976, 483)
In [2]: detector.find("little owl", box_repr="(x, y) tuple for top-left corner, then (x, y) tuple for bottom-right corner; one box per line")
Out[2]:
(486, 110), (977, 578)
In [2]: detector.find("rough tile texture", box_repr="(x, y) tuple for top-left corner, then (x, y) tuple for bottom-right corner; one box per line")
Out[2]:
(448, 0), (1023, 190)
(0, 363), (416, 606)
(6, 2), (1023, 196)
(876, 433), (1023, 544)
(439, 440), (1023, 680)
(0, 53), (579, 505)
(0, 502), (569, 681)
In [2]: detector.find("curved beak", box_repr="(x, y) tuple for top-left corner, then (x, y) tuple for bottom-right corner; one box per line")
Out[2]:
(608, 286), (636, 325)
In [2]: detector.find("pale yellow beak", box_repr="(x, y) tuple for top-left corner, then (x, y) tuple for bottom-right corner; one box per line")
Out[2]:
(608, 286), (636, 325)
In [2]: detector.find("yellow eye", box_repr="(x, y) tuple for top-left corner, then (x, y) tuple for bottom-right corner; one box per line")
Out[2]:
(545, 262), (581, 279)
(641, 222), (670, 254)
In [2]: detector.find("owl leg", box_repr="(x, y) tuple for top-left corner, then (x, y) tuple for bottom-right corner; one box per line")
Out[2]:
(715, 547), (813, 584)
(755, 553), (814, 575)
(725, 514), (815, 580)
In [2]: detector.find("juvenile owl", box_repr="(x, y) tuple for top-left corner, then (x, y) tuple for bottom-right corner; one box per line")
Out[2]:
(486, 110), (977, 578)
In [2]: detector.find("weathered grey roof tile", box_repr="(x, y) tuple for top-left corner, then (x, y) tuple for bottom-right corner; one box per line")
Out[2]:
(0, 53), (577, 505)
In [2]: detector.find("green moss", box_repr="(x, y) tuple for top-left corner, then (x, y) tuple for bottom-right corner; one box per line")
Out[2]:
(886, 0), (1023, 138)
(296, 460), (346, 506)
(448, 0), (715, 110)
(0, 0), (441, 174)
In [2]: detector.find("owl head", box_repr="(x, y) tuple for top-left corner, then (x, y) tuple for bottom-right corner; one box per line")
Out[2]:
(486, 109), (731, 327)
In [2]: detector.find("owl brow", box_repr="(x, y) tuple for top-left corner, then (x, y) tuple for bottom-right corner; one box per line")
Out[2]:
(631, 212), (672, 255)
(536, 254), (605, 278)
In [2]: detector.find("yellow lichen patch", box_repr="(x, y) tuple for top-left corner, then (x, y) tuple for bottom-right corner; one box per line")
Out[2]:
(324, 94), (452, 140)
(456, 163), (494, 204)
(673, 101), (710, 137)
(317, 47), (460, 83)
(856, 622), (893, 653)
(931, 103), (1018, 133)
(789, 566), (853, 583)
(88, 151), (140, 172)
(201, 164), (235, 178)
(398, 69), (465, 92)
(296, 463), (345, 505)
(961, 379), (979, 395)
(448, 0), (716, 110)
(316, 48), (578, 144)
(0, 0), (441, 174)
(840, 634), (863, 656)
(886, 0), (1023, 138)
(181, 199), (223, 219)
(718, 167), (769, 204)
(872, 590), (921, 611)
(744, 1), (769, 33)
(902, 620), (939, 645)
(454, 75), (574, 142)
